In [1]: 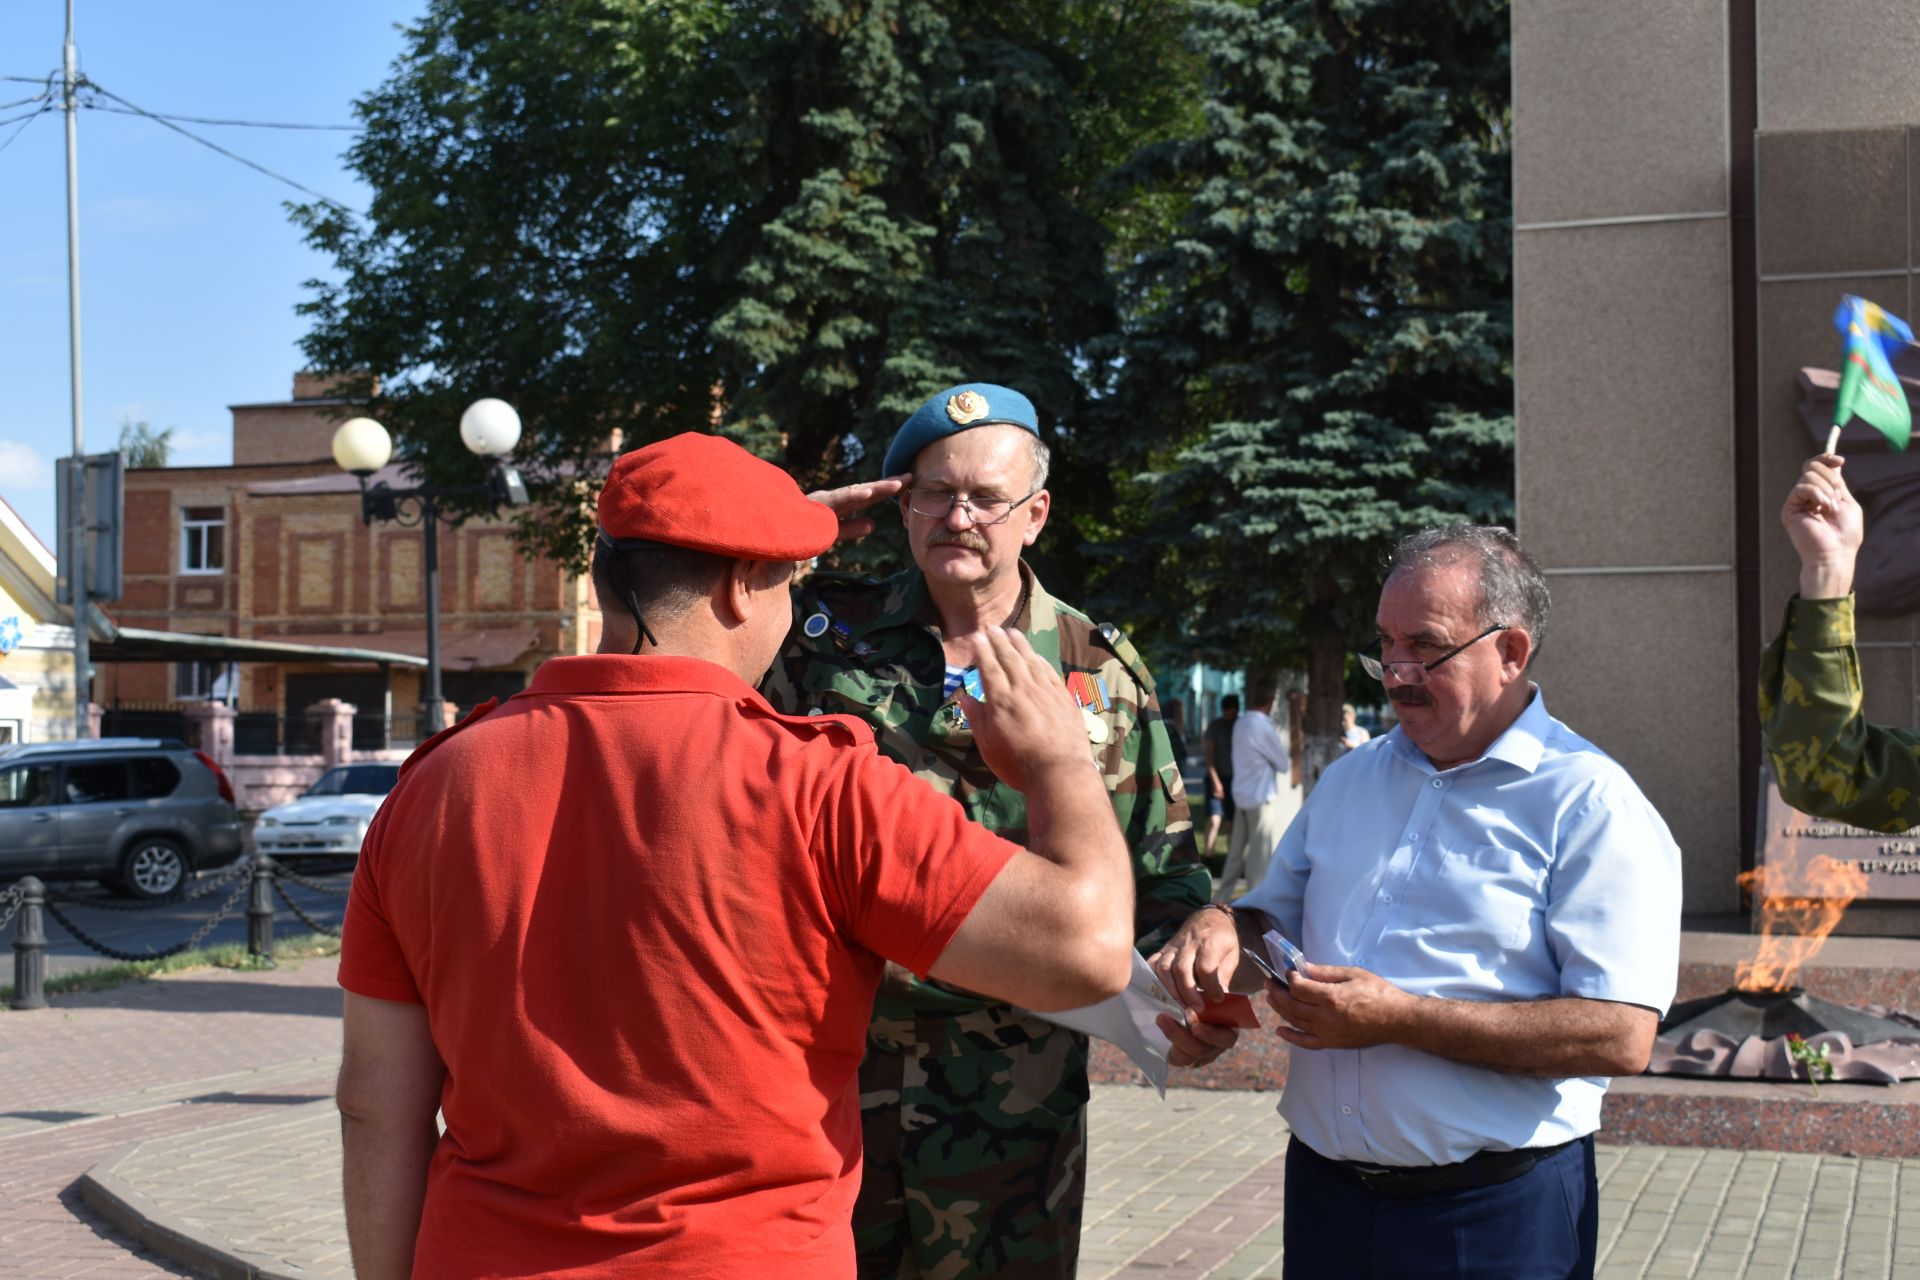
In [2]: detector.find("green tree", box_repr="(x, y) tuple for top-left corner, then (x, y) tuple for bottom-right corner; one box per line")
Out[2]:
(295, 0), (740, 567)
(1096, 0), (1514, 782)
(295, 0), (1199, 573)
(118, 419), (173, 468)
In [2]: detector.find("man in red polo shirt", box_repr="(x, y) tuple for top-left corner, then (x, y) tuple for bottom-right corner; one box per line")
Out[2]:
(335, 432), (1134, 1279)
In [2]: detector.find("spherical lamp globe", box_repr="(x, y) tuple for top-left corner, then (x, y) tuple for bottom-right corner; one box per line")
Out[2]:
(332, 417), (393, 476)
(460, 398), (522, 457)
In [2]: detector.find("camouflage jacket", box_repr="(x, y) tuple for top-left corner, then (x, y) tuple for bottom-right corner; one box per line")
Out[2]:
(1760, 593), (1920, 833)
(761, 563), (1209, 1053)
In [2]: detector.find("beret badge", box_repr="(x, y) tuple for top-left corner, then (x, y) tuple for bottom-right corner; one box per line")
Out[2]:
(946, 390), (990, 425)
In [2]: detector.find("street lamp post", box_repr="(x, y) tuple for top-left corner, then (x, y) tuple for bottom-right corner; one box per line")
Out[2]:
(331, 400), (529, 737)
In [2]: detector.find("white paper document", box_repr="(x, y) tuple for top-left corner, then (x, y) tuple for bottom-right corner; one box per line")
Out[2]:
(1023, 951), (1184, 1096)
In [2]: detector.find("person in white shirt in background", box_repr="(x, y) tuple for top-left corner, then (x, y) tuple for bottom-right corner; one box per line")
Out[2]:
(1340, 703), (1371, 750)
(1214, 671), (1291, 901)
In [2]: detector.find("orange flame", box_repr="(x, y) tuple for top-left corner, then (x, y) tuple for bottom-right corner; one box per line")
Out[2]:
(1733, 856), (1870, 992)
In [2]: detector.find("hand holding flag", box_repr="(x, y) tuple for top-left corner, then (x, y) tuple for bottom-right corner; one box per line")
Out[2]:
(1829, 295), (1916, 454)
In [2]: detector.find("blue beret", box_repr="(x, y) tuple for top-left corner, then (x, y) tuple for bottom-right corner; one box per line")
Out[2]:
(882, 383), (1039, 477)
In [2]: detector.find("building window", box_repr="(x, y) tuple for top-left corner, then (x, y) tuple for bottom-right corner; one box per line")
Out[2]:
(182, 507), (225, 575)
(176, 659), (234, 701)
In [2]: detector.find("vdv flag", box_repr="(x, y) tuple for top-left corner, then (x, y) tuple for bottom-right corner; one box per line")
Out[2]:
(1834, 294), (1915, 451)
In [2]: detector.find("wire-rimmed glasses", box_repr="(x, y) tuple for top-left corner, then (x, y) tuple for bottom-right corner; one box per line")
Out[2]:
(906, 485), (1039, 527)
(1358, 623), (1510, 686)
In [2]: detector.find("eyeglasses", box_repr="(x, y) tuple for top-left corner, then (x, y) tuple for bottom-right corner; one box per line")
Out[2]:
(907, 485), (1039, 527)
(1358, 623), (1509, 686)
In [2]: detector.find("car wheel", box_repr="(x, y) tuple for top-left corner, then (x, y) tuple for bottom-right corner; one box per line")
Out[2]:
(119, 837), (190, 900)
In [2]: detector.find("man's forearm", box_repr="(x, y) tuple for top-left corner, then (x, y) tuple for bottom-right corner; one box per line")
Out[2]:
(342, 1113), (437, 1280)
(1392, 995), (1655, 1078)
(1024, 760), (1134, 932)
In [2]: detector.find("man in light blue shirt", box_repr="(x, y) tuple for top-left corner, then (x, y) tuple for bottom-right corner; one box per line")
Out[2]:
(1151, 524), (1681, 1280)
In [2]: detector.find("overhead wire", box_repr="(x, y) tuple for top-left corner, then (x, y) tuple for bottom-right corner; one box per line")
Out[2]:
(0, 102), (54, 129)
(81, 81), (357, 214)
(0, 71), (361, 213)
(0, 103), (50, 156)
(85, 103), (357, 132)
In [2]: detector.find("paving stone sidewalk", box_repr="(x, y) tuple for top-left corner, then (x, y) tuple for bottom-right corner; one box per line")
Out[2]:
(9, 956), (1920, 1277)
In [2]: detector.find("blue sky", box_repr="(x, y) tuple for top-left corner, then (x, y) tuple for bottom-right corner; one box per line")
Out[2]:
(0, 1), (422, 547)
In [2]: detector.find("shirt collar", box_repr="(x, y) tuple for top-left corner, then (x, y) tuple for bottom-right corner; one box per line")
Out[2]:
(867, 560), (1049, 634)
(1387, 685), (1549, 776)
(523, 653), (767, 706)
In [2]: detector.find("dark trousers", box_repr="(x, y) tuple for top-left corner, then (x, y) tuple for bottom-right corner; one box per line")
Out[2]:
(1283, 1135), (1599, 1280)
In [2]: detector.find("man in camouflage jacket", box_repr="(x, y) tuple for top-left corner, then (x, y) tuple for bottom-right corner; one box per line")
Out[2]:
(1763, 451), (1920, 830)
(763, 382), (1209, 1278)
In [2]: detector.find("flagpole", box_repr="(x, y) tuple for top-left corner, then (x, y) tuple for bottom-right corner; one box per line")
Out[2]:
(1826, 424), (1842, 456)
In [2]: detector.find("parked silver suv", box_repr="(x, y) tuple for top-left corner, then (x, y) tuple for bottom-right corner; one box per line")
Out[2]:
(0, 738), (244, 899)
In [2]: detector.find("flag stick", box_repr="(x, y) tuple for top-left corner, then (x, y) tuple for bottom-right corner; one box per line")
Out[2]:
(1826, 423), (1843, 456)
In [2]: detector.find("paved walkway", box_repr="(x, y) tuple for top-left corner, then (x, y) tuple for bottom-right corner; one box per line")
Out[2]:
(6, 957), (1920, 1277)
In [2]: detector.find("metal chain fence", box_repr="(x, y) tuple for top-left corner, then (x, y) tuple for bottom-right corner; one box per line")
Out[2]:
(43, 853), (255, 911)
(0, 881), (25, 937)
(271, 860), (353, 896)
(40, 873), (255, 963)
(273, 878), (342, 937)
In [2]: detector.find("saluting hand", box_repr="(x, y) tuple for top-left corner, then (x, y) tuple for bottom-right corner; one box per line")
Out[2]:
(962, 627), (1092, 793)
(1781, 454), (1863, 599)
(807, 472), (911, 545)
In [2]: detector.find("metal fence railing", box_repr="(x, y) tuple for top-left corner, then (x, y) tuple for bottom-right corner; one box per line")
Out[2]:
(99, 704), (196, 745)
(4, 857), (350, 1010)
(97, 703), (428, 756)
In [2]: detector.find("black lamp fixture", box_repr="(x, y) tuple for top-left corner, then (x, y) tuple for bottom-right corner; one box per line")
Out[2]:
(330, 400), (530, 735)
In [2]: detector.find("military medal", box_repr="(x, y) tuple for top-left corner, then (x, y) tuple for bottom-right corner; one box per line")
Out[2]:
(802, 603), (857, 650)
(1065, 672), (1111, 743)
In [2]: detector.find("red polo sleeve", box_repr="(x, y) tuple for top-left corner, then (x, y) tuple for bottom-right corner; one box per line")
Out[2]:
(817, 745), (1019, 977)
(338, 806), (425, 1004)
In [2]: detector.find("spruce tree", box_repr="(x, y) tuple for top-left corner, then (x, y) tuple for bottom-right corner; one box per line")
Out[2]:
(1099, 0), (1514, 782)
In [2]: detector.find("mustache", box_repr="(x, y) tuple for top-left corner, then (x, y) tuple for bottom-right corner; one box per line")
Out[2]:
(927, 531), (990, 552)
(1388, 687), (1433, 707)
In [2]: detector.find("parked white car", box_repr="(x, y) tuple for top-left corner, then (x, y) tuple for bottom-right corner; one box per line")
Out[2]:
(253, 763), (400, 868)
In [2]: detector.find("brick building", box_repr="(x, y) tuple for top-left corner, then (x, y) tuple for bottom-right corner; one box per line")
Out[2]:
(98, 373), (597, 744)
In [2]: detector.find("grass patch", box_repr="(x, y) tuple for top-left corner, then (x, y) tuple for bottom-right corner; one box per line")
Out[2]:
(0, 932), (341, 1006)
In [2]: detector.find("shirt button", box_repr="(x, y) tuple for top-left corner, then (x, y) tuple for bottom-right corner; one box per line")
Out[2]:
(1382, 893), (1393, 904)
(1341, 1106), (1353, 1115)
(1431, 778), (1443, 789)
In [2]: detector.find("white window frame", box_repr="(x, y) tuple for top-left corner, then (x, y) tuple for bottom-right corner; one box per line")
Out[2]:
(181, 507), (226, 575)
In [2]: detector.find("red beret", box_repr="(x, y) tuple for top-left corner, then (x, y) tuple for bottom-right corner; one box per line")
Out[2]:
(596, 432), (839, 560)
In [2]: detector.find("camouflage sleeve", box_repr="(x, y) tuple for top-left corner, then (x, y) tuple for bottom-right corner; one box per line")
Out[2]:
(1089, 637), (1210, 954)
(1118, 702), (1211, 954)
(1759, 593), (1920, 833)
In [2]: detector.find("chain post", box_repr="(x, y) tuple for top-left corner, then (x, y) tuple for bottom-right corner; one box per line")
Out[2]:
(246, 858), (276, 961)
(11, 877), (48, 1011)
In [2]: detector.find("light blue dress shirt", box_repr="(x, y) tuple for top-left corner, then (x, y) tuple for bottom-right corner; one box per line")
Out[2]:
(1236, 689), (1681, 1168)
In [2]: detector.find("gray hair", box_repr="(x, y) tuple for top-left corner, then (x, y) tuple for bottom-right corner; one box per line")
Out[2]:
(1385, 525), (1550, 660)
(1025, 432), (1051, 491)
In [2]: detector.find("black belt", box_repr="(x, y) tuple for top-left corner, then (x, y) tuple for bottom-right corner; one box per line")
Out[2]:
(1298, 1136), (1578, 1200)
